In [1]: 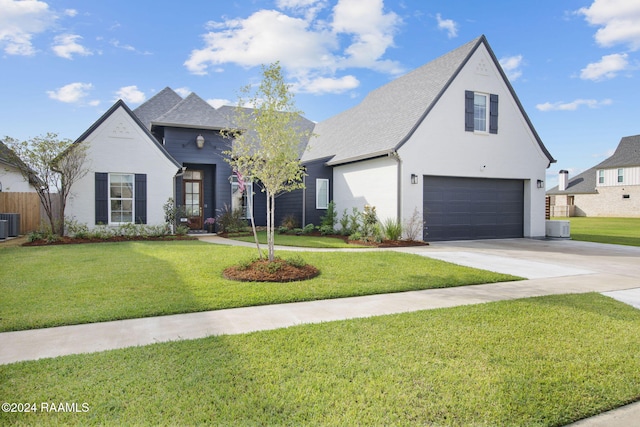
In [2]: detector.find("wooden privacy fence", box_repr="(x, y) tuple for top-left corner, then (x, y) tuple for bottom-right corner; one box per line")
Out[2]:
(0, 192), (42, 233)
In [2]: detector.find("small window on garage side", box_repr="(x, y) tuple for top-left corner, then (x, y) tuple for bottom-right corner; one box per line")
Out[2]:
(618, 168), (624, 183)
(598, 170), (604, 184)
(316, 179), (329, 209)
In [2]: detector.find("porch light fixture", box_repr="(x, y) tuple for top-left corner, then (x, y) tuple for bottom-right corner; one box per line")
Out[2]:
(196, 134), (205, 149)
(537, 179), (544, 189)
(411, 174), (419, 184)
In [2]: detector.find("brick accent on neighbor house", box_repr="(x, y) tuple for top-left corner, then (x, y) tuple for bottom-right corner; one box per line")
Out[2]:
(572, 186), (640, 217)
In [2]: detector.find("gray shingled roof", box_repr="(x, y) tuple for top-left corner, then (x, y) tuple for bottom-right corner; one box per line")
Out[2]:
(546, 135), (640, 195)
(546, 167), (598, 195)
(218, 105), (316, 157)
(595, 134), (640, 168)
(0, 140), (16, 167)
(301, 37), (481, 164)
(133, 87), (183, 130)
(153, 93), (231, 130)
(302, 35), (553, 166)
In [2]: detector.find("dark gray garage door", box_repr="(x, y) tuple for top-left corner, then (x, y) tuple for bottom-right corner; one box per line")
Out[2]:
(423, 176), (524, 241)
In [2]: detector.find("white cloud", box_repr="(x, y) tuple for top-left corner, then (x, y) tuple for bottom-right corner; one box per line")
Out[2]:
(435, 13), (458, 38)
(184, 0), (402, 94)
(535, 98), (613, 111)
(0, 0), (57, 55)
(64, 9), (77, 17)
(580, 53), (629, 80)
(115, 85), (146, 104)
(207, 98), (232, 108)
(175, 87), (192, 98)
(578, 0), (640, 50)
(293, 74), (360, 93)
(46, 82), (94, 104)
(52, 34), (92, 59)
(499, 55), (524, 81)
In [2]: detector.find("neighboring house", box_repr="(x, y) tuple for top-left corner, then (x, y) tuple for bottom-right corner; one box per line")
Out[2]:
(66, 34), (555, 241)
(0, 140), (36, 193)
(547, 135), (640, 217)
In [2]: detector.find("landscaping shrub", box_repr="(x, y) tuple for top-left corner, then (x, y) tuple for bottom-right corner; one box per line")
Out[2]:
(382, 218), (403, 241)
(281, 214), (299, 230)
(216, 204), (247, 233)
(404, 207), (426, 241)
(319, 200), (337, 234)
(302, 223), (315, 234)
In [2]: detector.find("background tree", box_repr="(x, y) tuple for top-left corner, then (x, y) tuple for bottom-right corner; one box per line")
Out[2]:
(224, 62), (311, 262)
(3, 133), (88, 236)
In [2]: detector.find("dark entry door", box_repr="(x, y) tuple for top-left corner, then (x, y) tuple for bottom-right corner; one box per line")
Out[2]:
(423, 176), (524, 241)
(183, 170), (203, 230)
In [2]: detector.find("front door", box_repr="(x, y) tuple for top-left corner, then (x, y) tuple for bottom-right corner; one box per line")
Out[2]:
(183, 170), (203, 230)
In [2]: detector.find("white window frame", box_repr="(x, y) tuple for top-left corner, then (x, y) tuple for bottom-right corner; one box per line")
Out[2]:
(316, 178), (329, 209)
(598, 170), (604, 184)
(473, 93), (488, 133)
(617, 168), (624, 183)
(109, 173), (135, 225)
(231, 177), (253, 219)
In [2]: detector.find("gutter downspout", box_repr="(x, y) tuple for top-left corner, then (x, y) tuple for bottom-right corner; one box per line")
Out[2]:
(389, 151), (402, 221)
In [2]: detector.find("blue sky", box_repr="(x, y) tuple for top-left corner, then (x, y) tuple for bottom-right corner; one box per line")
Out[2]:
(1, 0), (639, 188)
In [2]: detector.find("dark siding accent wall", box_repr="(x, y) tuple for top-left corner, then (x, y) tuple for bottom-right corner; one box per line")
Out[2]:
(163, 127), (233, 225)
(275, 189), (303, 227)
(303, 158), (333, 226)
(95, 173), (108, 224)
(252, 187), (267, 227)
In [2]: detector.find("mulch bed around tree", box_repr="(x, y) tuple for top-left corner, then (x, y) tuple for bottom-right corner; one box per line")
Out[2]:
(22, 235), (196, 246)
(223, 258), (320, 283)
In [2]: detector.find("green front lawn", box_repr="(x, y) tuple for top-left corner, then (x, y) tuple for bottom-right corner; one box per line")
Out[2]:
(0, 241), (519, 332)
(226, 230), (362, 248)
(2, 293), (640, 426)
(554, 217), (640, 246)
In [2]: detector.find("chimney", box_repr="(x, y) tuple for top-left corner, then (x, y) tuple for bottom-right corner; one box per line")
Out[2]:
(558, 170), (569, 191)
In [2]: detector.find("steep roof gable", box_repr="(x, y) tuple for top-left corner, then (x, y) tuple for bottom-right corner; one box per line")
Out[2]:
(595, 134), (640, 169)
(74, 99), (181, 169)
(153, 93), (231, 130)
(133, 87), (183, 130)
(302, 35), (554, 166)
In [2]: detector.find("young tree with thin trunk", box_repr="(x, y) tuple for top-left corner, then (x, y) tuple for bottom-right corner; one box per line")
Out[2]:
(224, 62), (310, 262)
(3, 133), (88, 236)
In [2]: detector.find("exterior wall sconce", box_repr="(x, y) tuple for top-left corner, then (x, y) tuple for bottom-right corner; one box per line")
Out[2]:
(196, 134), (205, 149)
(411, 174), (419, 184)
(537, 179), (544, 189)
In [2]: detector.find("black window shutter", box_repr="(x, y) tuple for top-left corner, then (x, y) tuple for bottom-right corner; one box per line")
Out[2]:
(489, 94), (499, 134)
(95, 173), (108, 224)
(135, 174), (147, 224)
(465, 90), (474, 132)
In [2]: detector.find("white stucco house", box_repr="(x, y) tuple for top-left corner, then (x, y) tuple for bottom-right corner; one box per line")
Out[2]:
(547, 135), (640, 217)
(303, 35), (555, 241)
(66, 35), (555, 241)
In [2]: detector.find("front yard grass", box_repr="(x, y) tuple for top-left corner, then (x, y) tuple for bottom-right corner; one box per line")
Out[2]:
(2, 293), (640, 426)
(0, 240), (519, 332)
(554, 217), (640, 247)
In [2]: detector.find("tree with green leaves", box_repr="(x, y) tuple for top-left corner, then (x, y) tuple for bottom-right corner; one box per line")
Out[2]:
(3, 133), (88, 236)
(224, 62), (311, 262)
